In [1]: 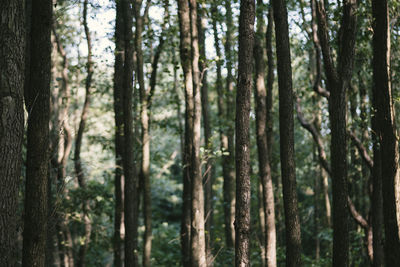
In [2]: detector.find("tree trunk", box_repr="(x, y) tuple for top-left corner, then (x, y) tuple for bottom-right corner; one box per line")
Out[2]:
(113, 0), (125, 266)
(198, 4), (214, 265)
(0, 1), (25, 266)
(75, 2), (93, 266)
(315, 1), (357, 265)
(177, 0), (194, 265)
(254, 2), (277, 266)
(52, 21), (74, 267)
(272, 0), (302, 265)
(372, 0), (400, 265)
(22, 1), (52, 266)
(235, 1), (255, 266)
(223, 0), (237, 250)
(189, 1), (207, 266)
(121, 0), (139, 265)
(133, 1), (152, 266)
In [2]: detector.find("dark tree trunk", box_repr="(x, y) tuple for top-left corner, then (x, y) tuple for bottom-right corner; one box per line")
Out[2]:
(254, 1), (277, 266)
(75, 2), (93, 266)
(22, 1), (52, 266)
(177, 0), (194, 265)
(113, 1), (125, 266)
(224, 0), (237, 249)
(372, 0), (400, 265)
(0, 1), (25, 266)
(272, 0), (302, 265)
(189, 1), (207, 266)
(121, 0), (139, 265)
(235, 1), (255, 266)
(315, 1), (357, 265)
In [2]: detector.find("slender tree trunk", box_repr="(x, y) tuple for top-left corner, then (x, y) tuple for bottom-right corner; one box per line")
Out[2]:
(224, 0), (237, 249)
(133, 1), (152, 266)
(371, 99), (384, 267)
(272, 0), (302, 265)
(197, 4), (214, 265)
(310, 0), (332, 228)
(235, 1), (255, 266)
(52, 21), (74, 267)
(254, 2), (277, 266)
(189, 1), (207, 266)
(74, 2), (93, 266)
(113, 1), (125, 266)
(121, 0), (139, 265)
(22, 1), (52, 266)
(372, 0), (400, 265)
(0, 1), (25, 266)
(177, 0), (194, 265)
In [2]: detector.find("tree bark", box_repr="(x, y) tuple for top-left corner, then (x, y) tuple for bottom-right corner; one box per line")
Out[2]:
(121, 0), (139, 265)
(272, 0), (302, 265)
(22, 1), (52, 266)
(315, 1), (357, 265)
(372, 0), (400, 265)
(0, 1), (25, 266)
(177, 0), (194, 265)
(189, 1), (207, 266)
(223, 0), (237, 250)
(52, 21), (74, 267)
(254, 1), (277, 266)
(75, 2), (93, 266)
(235, 1), (255, 266)
(113, 0), (125, 266)
(197, 4), (214, 265)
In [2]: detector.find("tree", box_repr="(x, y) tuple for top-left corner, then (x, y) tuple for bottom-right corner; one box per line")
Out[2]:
(254, 1), (276, 266)
(235, 0), (255, 266)
(372, 0), (400, 265)
(188, 1), (207, 266)
(74, 1), (94, 265)
(177, 0), (194, 265)
(113, 1), (125, 266)
(198, 3), (214, 264)
(272, 0), (302, 265)
(0, 1), (25, 265)
(315, 0), (357, 265)
(120, 0), (139, 265)
(224, 0), (237, 249)
(22, 1), (52, 266)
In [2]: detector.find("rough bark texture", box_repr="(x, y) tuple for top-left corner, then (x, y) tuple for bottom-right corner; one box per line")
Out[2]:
(235, 1), (255, 266)
(315, 1), (357, 265)
(189, 1), (207, 266)
(0, 1), (25, 266)
(121, 0), (139, 265)
(254, 2), (276, 266)
(198, 4), (214, 265)
(272, 0), (302, 265)
(22, 1), (52, 266)
(75, 2), (93, 266)
(113, 1), (125, 266)
(224, 0), (237, 249)
(177, 0), (194, 265)
(372, 0), (400, 265)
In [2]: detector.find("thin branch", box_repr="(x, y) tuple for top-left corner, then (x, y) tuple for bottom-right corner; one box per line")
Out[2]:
(296, 97), (331, 175)
(348, 130), (374, 170)
(347, 196), (369, 229)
